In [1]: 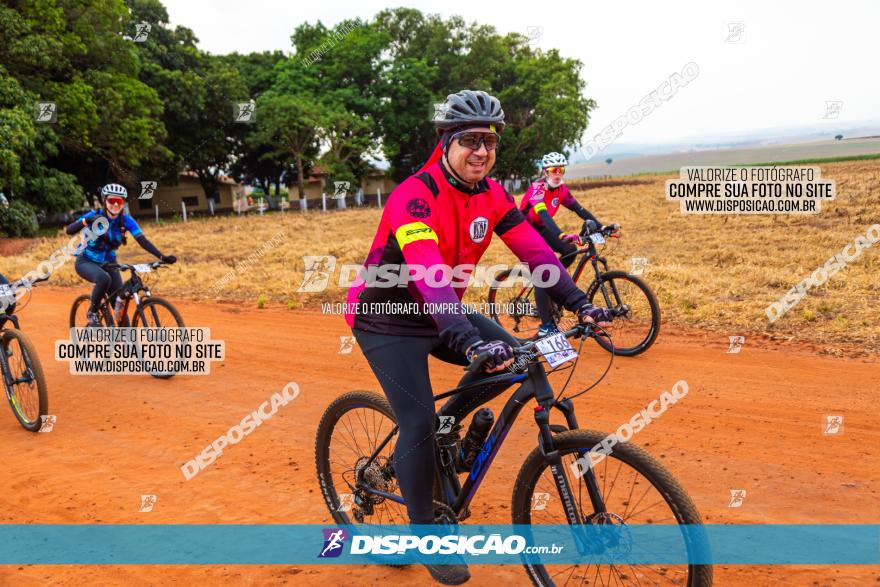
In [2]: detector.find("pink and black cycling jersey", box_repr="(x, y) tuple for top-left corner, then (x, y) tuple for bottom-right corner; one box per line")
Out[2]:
(519, 178), (601, 231)
(345, 159), (588, 349)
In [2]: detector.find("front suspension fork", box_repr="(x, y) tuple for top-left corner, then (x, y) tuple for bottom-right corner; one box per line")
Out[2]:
(536, 399), (608, 520)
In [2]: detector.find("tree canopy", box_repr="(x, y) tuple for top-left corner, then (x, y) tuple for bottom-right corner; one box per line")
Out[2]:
(0, 1), (595, 232)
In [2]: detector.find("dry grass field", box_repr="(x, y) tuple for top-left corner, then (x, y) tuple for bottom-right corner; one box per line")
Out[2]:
(5, 159), (879, 352)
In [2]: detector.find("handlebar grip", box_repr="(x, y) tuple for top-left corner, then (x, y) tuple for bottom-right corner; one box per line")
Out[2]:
(465, 352), (490, 374)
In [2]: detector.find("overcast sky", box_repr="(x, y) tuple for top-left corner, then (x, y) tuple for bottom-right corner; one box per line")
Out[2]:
(161, 0), (878, 144)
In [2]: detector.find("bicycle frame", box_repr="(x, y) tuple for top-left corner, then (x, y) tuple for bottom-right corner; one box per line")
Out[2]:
(101, 267), (155, 327)
(354, 346), (608, 525)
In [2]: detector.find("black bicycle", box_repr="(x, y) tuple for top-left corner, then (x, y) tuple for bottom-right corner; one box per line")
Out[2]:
(315, 324), (711, 586)
(1, 276), (49, 432)
(488, 221), (660, 356)
(69, 261), (184, 379)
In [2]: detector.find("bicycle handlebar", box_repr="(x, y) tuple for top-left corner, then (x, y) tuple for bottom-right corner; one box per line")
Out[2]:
(464, 322), (596, 373)
(104, 260), (166, 272)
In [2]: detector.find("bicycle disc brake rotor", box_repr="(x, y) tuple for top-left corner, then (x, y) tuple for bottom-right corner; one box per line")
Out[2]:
(584, 512), (633, 557)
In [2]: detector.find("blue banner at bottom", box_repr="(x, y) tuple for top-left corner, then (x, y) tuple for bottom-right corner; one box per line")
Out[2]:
(0, 524), (877, 565)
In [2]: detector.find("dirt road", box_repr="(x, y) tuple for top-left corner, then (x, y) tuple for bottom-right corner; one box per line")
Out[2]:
(1, 287), (877, 586)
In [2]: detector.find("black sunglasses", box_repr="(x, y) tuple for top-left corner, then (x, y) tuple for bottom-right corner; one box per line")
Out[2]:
(453, 131), (500, 151)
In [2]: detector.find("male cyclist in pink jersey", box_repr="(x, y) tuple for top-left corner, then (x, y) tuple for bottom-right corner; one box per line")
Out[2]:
(520, 152), (620, 337)
(345, 90), (612, 585)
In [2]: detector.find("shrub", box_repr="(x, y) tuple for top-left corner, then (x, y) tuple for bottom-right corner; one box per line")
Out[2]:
(0, 200), (38, 237)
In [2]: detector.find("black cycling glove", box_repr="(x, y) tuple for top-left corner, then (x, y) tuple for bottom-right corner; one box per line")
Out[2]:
(465, 339), (515, 371)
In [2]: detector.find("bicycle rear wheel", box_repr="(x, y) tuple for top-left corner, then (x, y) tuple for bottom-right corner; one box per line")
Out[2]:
(69, 294), (112, 327)
(512, 429), (712, 586)
(315, 391), (411, 527)
(1, 329), (48, 432)
(488, 269), (546, 341)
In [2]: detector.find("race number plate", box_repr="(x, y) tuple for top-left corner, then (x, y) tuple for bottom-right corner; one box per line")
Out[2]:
(589, 233), (605, 245)
(132, 264), (153, 273)
(535, 332), (578, 368)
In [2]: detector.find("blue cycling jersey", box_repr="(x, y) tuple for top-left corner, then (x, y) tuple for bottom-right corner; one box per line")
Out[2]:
(75, 210), (143, 264)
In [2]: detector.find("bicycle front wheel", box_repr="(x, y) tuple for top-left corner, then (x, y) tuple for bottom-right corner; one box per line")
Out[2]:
(1, 329), (48, 432)
(512, 429), (712, 586)
(131, 296), (185, 379)
(587, 271), (660, 356)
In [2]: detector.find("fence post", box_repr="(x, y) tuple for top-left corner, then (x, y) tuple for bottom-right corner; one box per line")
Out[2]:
(155, 205), (159, 224)
(208, 198), (215, 216)
(259, 197), (264, 216)
(377, 188), (382, 208)
(181, 201), (187, 222)
(321, 193), (327, 212)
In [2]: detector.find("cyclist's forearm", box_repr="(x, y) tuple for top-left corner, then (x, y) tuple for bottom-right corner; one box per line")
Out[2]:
(499, 220), (588, 311)
(565, 200), (602, 225)
(65, 219), (86, 235)
(135, 234), (163, 258)
(537, 209), (562, 237)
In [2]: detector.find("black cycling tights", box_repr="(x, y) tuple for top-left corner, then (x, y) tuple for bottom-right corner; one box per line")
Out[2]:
(75, 256), (122, 312)
(353, 313), (519, 524)
(533, 224), (578, 327)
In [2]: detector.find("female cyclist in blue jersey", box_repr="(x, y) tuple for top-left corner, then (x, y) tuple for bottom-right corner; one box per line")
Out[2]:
(520, 152), (621, 336)
(65, 183), (176, 326)
(346, 90), (613, 585)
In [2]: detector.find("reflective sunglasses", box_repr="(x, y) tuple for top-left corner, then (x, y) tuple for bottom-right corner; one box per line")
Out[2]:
(546, 166), (566, 175)
(454, 131), (500, 151)
(105, 197), (125, 206)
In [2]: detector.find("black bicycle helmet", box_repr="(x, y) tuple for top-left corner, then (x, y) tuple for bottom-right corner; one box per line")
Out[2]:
(433, 90), (505, 134)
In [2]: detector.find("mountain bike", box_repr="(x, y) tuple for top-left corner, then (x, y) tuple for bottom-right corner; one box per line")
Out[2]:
(488, 221), (660, 356)
(315, 323), (711, 586)
(69, 261), (184, 379)
(1, 276), (49, 432)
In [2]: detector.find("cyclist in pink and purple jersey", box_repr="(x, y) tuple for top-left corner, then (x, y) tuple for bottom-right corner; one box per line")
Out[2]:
(520, 152), (621, 336)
